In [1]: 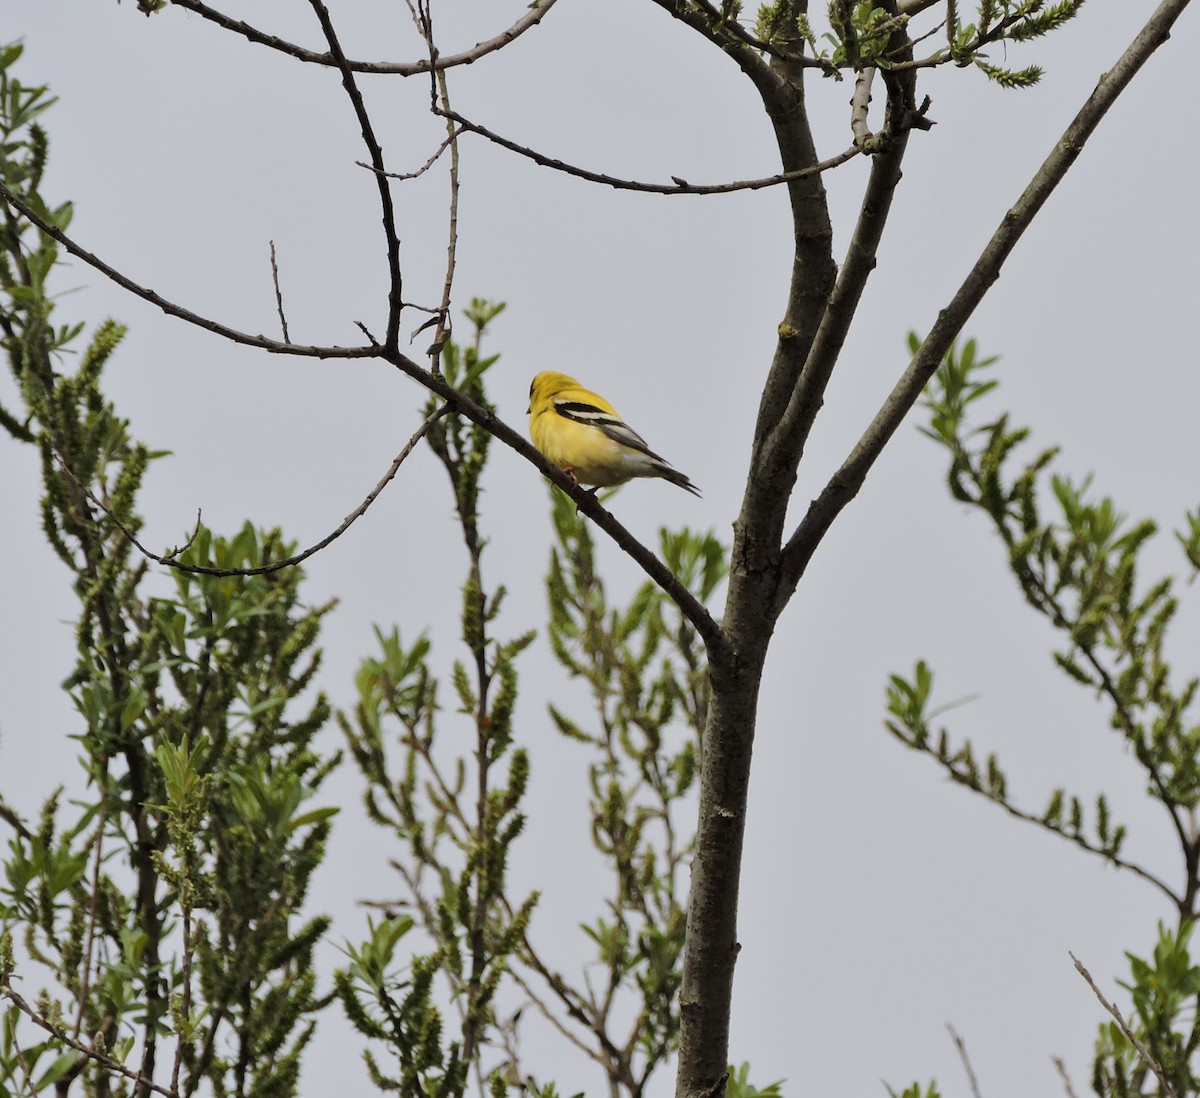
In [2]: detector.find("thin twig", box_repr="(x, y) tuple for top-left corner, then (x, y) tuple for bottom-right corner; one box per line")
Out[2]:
(947, 1024), (983, 1098)
(506, 966), (612, 1069)
(1052, 1056), (1080, 1098)
(54, 404), (450, 577)
(9, 1026), (42, 1097)
(687, 0), (793, 58)
(269, 240), (290, 343)
(1070, 951), (1176, 1098)
(403, 0), (458, 370)
(359, 126), (463, 183)
(166, 0), (563, 75)
(442, 107), (860, 195)
(430, 77), (459, 368)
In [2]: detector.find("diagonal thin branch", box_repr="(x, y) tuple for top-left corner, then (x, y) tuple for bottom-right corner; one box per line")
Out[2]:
(306, 0), (404, 347)
(947, 1024), (984, 1098)
(2, 983), (177, 1098)
(776, 0), (1194, 606)
(1053, 1056), (1080, 1098)
(166, 0), (562, 75)
(1070, 951), (1177, 1098)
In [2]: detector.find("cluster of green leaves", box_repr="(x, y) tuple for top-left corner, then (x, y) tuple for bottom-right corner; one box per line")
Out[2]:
(886, 1082), (941, 1098)
(944, 0), (1086, 86)
(338, 305), (538, 1098)
(885, 334), (1200, 1095)
(752, 0), (1083, 87)
(545, 489), (727, 1093)
(753, 2), (908, 78)
(886, 658), (1128, 865)
(1, 43), (337, 1098)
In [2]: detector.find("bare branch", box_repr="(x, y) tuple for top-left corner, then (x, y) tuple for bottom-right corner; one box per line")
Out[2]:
(442, 107), (860, 194)
(166, 0), (562, 75)
(306, 0), (403, 347)
(361, 127), (462, 182)
(1070, 951), (1177, 1098)
(269, 240), (290, 343)
(777, 0), (1194, 602)
(403, 0), (459, 371)
(947, 1024), (984, 1098)
(1053, 1056), (1081, 1098)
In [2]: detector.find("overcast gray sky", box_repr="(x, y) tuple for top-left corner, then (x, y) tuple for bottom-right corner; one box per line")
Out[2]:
(2, 2), (1199, 1095)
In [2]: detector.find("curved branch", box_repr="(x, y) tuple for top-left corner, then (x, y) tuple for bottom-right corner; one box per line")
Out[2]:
(56, 405), (450, 577)
(442, 108), (859, 195)
(777, 0), (1194, 602)
(166, 0), (561, 75)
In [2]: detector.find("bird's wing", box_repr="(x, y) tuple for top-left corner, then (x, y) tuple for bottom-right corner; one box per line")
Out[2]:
(553, 398), (664, 461)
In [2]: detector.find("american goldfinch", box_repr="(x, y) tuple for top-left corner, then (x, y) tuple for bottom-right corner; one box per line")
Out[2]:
(527, 371), (700, 496)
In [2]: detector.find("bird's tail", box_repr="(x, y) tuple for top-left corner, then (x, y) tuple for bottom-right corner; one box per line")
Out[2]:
(659, 464), (702, 497)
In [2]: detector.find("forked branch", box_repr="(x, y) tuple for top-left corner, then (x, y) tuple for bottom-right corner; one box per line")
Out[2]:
(777, 0), (1194, 606)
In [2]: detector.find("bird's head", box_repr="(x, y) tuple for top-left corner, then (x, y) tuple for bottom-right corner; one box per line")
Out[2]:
(528, 371), (579, 414)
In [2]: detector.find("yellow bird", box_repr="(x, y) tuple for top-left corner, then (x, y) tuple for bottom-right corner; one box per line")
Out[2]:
(528, 371), (700, 496)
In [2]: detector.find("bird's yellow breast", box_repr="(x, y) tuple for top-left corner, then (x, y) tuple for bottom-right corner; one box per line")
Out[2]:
(530, 406), (619, 472)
